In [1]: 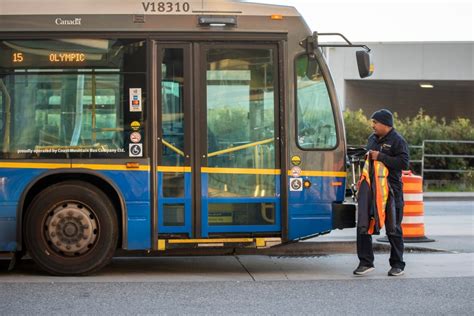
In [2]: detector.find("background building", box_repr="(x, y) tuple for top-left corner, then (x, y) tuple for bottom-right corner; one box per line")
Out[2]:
(325, 42), (474, 121)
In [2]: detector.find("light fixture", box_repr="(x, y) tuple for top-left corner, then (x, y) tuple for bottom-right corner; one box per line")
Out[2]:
(419, 83), (434, 89)
(198, 16), (237, 27)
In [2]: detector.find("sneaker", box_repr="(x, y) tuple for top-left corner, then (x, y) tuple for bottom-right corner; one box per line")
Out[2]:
(353, 265), (375, 275)
(388, 267), (404, 276)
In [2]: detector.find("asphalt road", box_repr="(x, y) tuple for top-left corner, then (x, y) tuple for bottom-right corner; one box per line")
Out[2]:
(1, 278), (473, 315)
(1, 252), (473, 314)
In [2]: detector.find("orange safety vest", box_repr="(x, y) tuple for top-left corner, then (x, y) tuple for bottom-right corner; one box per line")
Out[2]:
(357, 157), (390, 235)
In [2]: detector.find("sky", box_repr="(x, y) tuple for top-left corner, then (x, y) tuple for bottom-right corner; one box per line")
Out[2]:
(244, 0), (474, 42)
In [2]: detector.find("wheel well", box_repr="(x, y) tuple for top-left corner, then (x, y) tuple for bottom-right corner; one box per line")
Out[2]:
(21, 173), (124, 250)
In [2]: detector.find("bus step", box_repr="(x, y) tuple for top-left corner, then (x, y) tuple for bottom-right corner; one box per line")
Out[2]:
(157, 237), (281, 251)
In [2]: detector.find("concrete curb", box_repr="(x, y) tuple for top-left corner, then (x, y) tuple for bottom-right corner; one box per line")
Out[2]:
(424, 192), (474, 201)
(0, 242), (448, 265)
(110, 241), (448, 257)
(238, 241), (448, 256)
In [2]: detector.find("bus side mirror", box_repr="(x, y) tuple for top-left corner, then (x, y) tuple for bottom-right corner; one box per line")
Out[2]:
(356, 50), (373, 78)
(300, 32), (373, 78)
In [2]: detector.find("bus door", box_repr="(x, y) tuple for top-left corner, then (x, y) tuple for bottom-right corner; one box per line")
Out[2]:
(157, 43), (193, 236)
(157, 42), (281, 238)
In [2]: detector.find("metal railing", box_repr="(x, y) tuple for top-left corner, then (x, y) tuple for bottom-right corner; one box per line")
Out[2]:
(348, 140), (474, 177)
(420, 140), (474, 179)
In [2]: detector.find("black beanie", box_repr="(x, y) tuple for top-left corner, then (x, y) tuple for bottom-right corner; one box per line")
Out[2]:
(371, 109), (393, 127)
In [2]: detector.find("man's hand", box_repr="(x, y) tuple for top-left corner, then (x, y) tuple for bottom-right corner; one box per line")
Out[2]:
(369, 150), (380, 160)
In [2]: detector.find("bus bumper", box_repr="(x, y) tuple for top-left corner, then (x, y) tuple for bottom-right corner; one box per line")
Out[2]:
(332, 202), (356, 229)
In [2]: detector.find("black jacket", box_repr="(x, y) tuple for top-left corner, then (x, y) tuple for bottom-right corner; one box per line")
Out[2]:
(366, 128), (410, 208)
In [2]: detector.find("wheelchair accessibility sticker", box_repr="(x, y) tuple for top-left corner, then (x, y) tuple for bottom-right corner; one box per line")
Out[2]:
(129, 143), (143, 157)
(289, 178), (303, 191)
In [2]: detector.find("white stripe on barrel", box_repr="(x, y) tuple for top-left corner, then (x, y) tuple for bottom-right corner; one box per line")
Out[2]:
(402, 216), (425, 224)
(403, 193), (423, 202)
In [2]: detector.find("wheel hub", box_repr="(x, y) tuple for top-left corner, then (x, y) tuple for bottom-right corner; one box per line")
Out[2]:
(63, 222), (78, 237)
(45, 202), (98, 256)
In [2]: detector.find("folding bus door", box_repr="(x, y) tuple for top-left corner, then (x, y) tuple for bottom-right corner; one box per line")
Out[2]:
(156, 42), (282, 238)
(156, 43), (193, 236)
(198, 44), (281, 237)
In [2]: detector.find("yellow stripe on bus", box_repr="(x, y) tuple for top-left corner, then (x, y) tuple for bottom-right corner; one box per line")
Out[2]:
(0, 162), (151, 171)
(72, 163), (150, 171)
(157, 166), (192, 173)
(287, 170), (347, 177)
(0, 162), (348, 178)
(201, 167), (281, 175)
(0, 162), (70, 169)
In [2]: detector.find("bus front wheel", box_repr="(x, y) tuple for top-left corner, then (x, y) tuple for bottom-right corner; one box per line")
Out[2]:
(25, 181), (118, 275)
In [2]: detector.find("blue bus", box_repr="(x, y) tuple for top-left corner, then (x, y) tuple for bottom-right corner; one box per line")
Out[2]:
(0, 0), (372, 275)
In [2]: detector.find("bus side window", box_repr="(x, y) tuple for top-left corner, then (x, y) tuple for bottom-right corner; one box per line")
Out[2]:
(296, 55), (337, 150)
(0, 39), (146, 158)
(0, 80), (3, 151)
(0, 77), (11, 154)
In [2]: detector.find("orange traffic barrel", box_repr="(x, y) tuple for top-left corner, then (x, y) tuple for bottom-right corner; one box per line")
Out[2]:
(377, 170), (434, 243)
(400, 170), (434, 242)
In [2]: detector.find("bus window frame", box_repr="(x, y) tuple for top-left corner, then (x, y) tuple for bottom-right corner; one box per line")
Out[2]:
(294, 52), (339, 152)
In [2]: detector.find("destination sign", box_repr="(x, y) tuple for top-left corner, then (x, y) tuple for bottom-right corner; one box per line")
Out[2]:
(49, 53), (86, 63)
(1, 39), (146, 70)
(12, 52), (87, 64)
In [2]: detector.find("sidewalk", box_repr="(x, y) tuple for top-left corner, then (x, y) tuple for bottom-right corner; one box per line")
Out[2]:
(310, 200), (474, 254)
(1, 253), (473, 282)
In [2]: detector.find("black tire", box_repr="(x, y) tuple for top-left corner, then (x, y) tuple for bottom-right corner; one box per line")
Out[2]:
(25, 181), (118, 275)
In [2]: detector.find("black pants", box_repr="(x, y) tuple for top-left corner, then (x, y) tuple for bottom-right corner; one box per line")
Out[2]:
(357, 207), (405, 269)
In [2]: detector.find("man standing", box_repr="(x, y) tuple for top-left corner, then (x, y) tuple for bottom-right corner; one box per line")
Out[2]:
(353, 109), (410, 276)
